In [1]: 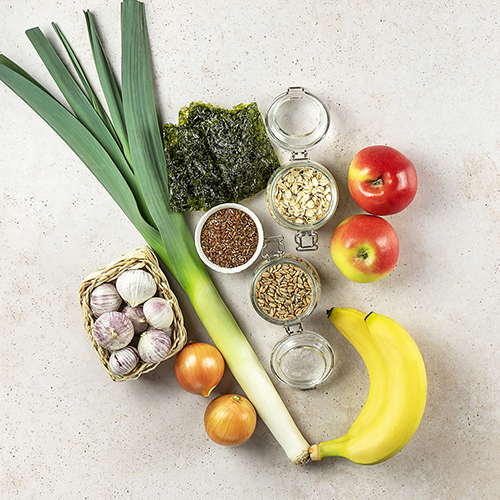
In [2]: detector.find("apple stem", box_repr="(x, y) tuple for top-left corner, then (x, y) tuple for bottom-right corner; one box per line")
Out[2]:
(358, 249), (369, 260)
(371, 178), (384, 187)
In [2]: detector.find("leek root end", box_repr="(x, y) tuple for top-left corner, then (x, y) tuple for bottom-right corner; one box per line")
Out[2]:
(294, 449), (312, 465)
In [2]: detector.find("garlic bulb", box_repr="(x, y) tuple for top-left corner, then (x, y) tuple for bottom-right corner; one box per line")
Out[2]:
(109, 346), (140, 376)
(90, 283), (122, 317)
(122, 305), (149, 334)
(116, 269), (157, 307)
(143, 297), (174, 330)
(92, 311), (135, 351)
(138, 329), (172, 364)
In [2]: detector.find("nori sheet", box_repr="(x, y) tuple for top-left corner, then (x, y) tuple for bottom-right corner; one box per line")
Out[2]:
(162, 101), (280, 212)
(163, 124), (199, 211)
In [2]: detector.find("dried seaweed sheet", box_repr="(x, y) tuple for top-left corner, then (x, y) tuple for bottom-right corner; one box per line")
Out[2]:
(163, 124), (199, 211)
(162, 102), (280, 212)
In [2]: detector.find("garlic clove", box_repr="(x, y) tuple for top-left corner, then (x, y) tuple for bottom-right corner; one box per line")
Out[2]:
(143, 297), (174, 330)
(109, 346), (140, 376)
(92, 311), (135, 351)
(122, 305), (149, 334)
(90, 283), (122, 317)
(138, 328), (172, 364)
(116, 269), (157, 307)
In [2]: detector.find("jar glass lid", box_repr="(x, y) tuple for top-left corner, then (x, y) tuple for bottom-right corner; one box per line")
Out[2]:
(270, 330), (335, 389)
(265, 87), (330, 152)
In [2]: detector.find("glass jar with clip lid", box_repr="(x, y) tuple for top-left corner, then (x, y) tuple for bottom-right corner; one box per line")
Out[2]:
(265, 87), (339, 251)
(249, 235), (334, 389)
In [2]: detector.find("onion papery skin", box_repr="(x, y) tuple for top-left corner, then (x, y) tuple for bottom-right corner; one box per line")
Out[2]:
(174, 342), (225, 397)
(204, 394), (257, 447)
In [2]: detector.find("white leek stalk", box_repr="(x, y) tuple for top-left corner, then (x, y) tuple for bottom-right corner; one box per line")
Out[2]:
(187, 276), (310, 463)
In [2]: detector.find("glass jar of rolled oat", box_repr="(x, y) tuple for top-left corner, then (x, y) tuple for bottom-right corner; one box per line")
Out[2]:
(265, 87), (339, 251)
(249, 236), (334, 389)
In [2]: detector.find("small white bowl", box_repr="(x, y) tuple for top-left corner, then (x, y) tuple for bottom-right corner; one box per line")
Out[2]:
(194, 203), (264, 274)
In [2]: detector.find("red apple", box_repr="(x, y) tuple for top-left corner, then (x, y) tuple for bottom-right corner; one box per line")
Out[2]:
(330, 214), (399, 283)
(348, 145), (418, 215)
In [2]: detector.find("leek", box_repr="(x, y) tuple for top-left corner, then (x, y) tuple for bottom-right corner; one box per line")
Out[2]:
(0, 0), (311, 464)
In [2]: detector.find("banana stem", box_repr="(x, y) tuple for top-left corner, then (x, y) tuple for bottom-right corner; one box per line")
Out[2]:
(309, 437), (348, 461)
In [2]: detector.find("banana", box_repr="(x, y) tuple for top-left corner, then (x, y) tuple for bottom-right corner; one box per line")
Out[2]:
(310, 309), (427, 465)
(326, 307), (387, 438)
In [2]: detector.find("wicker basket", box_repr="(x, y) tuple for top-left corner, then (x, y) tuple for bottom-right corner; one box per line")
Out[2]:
(79, 246), (188, 382)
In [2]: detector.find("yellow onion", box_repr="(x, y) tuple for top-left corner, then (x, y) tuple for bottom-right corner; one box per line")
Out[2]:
(174, 342), (225, 397)
(204, 394), (257, 447)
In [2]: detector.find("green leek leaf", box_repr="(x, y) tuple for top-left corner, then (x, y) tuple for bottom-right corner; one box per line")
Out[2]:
(25, 26), (155, 229)
(121, 0), (200, 286)
(51, 21), (120, 147)
(0, 56), (170, 270)
(84, 10), (132, 165)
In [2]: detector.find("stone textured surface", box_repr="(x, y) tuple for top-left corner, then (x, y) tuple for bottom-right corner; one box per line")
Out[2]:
(1, 0), (499, 498)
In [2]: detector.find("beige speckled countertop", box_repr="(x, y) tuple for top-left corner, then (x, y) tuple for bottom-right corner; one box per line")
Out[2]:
(1, 1), (499, 498)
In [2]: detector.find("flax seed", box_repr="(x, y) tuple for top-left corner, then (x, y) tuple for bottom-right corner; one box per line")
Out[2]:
(200, 207), (259, 269)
